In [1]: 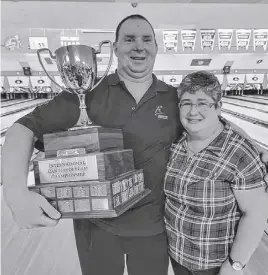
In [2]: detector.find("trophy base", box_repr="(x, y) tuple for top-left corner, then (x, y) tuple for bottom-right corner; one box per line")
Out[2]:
(29, 169), (150, 219)
(56, 189), (151, 219)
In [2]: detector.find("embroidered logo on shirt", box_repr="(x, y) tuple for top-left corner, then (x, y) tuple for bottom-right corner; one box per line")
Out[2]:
(154, 105), (168, 120)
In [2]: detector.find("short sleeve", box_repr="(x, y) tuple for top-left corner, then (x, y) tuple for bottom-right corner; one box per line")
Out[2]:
(232, 140), (267, 190)
(16, 91), (80, 149)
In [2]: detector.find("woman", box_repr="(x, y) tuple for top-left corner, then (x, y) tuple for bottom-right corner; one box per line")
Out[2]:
(164, 71), (268, 275)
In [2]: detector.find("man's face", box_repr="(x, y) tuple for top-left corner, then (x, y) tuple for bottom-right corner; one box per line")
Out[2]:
(179, 90), (221, 136)
(114, 18), (158, 79)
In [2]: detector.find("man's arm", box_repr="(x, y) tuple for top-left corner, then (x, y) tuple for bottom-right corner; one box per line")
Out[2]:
(229, 121), (265, 152)
(229, 121), (268, 183)
(219, 187), (268, 275)
(2, 123), (61, 228)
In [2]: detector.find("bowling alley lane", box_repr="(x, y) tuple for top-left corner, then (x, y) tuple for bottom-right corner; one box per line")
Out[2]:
(1, 98), (48, 115)
(227, 95), (268, 105)
(222, 101), (268, 123)
(222, 97), (268, 113)
(1, 98), (33, 107)
(222, 113), (268, 147)
(1, 108), (37, 135)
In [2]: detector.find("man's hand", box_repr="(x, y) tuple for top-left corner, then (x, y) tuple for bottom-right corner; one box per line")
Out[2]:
(3, 188), (61, 229)
(218, 259), (244, 275)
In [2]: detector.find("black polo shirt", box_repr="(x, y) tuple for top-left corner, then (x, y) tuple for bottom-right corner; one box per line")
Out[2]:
(17, 72), (183, 236)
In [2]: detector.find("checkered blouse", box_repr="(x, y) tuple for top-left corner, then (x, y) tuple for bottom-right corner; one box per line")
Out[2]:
(164, 118), (266, 271)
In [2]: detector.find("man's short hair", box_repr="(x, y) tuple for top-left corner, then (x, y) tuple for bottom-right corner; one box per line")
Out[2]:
(115, 14), (157, 44)
(178, 71), (222, 104)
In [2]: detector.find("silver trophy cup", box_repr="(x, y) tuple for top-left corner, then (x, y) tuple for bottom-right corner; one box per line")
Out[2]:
(37, 41), (113, 129)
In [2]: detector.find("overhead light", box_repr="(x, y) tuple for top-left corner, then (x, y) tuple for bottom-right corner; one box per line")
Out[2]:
(257, 59), (263, 64)
(233, 77), (239, 81)
(252, 77), (258, 81)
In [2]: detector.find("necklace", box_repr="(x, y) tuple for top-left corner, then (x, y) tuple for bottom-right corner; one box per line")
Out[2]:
(186, 123), (224, 156)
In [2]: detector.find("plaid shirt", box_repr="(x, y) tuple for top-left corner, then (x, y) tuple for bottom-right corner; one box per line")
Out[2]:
(164, 119), (266, 271)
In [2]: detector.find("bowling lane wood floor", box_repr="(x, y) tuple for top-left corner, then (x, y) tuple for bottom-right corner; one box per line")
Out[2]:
(1, 189), (268, 275)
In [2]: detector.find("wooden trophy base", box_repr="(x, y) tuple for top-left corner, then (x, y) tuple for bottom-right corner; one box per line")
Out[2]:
(57, 189), (151, 219)
(29, 169), (151, 219)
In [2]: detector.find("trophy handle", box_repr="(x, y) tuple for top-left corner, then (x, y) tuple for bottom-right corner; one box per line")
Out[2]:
(91, 40), (113, 91)
(37, 48), (70, 93)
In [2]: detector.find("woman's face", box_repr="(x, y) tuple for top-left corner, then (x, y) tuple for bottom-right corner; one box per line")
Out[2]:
(179, 90), (221, 137)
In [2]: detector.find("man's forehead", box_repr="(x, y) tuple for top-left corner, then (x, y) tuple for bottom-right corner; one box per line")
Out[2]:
(118, 19), (154, 36)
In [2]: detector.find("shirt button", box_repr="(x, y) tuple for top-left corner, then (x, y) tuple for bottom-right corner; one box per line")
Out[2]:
(132, 107), (135, 111)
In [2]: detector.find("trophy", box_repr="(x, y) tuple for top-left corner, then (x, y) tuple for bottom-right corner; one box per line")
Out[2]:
(37, 42), (113, 129)
(29, 42), (150, 218)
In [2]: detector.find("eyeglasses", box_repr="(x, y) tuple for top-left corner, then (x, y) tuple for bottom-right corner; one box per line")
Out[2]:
(178, 101), (216, 112)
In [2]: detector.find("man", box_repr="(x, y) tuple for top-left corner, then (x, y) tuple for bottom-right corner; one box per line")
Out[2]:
(2, 14), (268, 275)
(2, 14), (181, 275)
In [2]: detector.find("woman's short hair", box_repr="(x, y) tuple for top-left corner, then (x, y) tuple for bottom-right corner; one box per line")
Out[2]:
(177, 71), (222, 104)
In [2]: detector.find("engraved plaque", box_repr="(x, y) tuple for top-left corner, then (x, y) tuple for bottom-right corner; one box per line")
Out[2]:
(38, 155), (98, 183)
(134, 174), (138, 183)
(90, 184), (107, 196)
(138, 172), (144, 181)
(91, 198), (109, 210)
(57, 148), (86, 157)
(113, 194), (121, 208)
(128, 187), (134, 198)
(128, 178), (133, 187)
(74, 199), (91, 212)
(40, 187), (56, 198)
(121, 179), (128, 191)
(121, 190), (128, 203)
(112, 181), (121, 195)
(56, 187), (72, 199)
(58, 200), (74, 212)
(73, 186), (90, 198)
(134, 185), (139, 195)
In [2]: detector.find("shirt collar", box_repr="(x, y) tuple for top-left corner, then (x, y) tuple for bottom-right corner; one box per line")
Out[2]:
(203, 117), (230, 157)
(107, 70), (169, 93)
